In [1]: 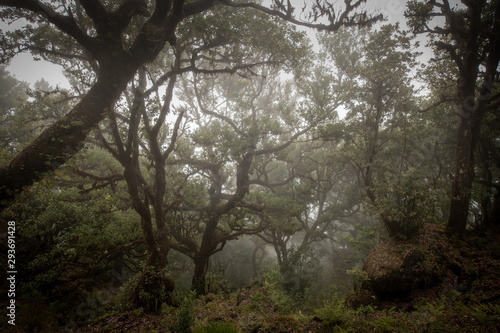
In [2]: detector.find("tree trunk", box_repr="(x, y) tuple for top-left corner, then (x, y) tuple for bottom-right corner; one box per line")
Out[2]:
(488, 189), (500, 229)
(0, 63), (136, 209)
(128, 254), (175, 312)
(191, 216), (218, 295)
(123, 163), (174, 311)
(127, 211), (175, 311)
(447, 93), (485, 235)
(251, 245), (264, 280)
(192, 253), (211, 295)
(445, 0), (500, 236)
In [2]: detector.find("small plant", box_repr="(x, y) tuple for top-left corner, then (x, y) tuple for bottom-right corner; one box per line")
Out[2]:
(262, 270), (294, 312)
(112, 270), (143, 311)
(356, 304), (377, 315)
(249, 291), (265, 303)
(192, 321), (239, 333)
(416, 297), (446, 317)
(370, 316), (395, 332)
(347, 268), (370, 291)
(174, 291), (197, 333)
(314, 294), (351, 329)
(160, 302), (176, 316)
(468, 302), (500, 325)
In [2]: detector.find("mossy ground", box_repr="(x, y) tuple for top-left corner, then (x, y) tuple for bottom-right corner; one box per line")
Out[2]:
(72, 288), (500, 332)
(8, 224), (499, 333)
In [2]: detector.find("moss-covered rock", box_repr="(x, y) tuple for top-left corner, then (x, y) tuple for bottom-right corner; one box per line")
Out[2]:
(348, 224), (500, 309)
(362, 224), (445, 299)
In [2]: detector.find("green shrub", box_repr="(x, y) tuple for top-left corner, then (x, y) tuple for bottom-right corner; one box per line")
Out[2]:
(112, 270), (143, 311)
(356, 304), (377, 315)
(314, 294), (351, 329)
(370, 316), (395, 332)
(174, 291), (197, 333)
(416, 299), (446, 317)
(457, 301), (500, 326)
(262, 270), (294, 312)
(193, 321), (239, 333)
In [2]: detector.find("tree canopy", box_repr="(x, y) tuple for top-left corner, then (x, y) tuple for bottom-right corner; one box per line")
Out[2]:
(0, 0), (499, 330)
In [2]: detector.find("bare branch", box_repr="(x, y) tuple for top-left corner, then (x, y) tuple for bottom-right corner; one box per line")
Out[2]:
(417, 97), (457, 113)
(219, 0), (382, 31)
(163, 110), (185, 160)
(193, 73), (247, 137)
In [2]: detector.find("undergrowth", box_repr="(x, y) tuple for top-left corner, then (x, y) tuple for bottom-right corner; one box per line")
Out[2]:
(76, 288), (500, 333)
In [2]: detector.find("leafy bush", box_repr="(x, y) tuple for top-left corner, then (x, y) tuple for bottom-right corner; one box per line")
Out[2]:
(112, 271), (144, 311)
(174, 291), (197, 333)
(356, 304), (377, 315)
(369, 316), (395, 332)
(370, 168), (435, 240)
(314, 295), (352, 330)
(193, 321), (239, 333)
(262, 270), (294, 312)
(455, 301), (500, 326)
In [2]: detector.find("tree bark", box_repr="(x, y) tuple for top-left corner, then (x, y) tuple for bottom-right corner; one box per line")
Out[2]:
(191, 215), (219, 295)
(0, 68), (133, 208)
(445, 0), (500, 235)
(123, 161), (175, 310)
(0, 0), (189, 209)
(447, 115), (476, 234)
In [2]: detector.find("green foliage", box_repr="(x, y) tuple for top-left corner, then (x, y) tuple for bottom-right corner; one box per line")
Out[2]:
(405, 0), (436, 34)
(192, 321), (239, 333)
(416, 299), (446, 317)
(470, 302), (500, 325)
(355, 304), (377, 315)
(262, 270), (294, 313)
(174, 291), (197, 333)
(456, 301), (500, 326)
(137, 267), (172, 313)
(314, 294), (352, 330)
(4, 182), (140, 297)
(370, 168), (432, 240)
(0, 67), (29, 158)
(112, 270), (144, 312)
(205, 271), (233, 295)
(177, 6), (309, 73)
(16, 291), (57, 333)
(278, 246), (324, 299)
(347, 268), (370, 291)
(369, 316), (395, 332)
(317, 24), (453, 241)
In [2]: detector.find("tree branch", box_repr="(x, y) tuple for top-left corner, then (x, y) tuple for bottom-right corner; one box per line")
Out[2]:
(0, 0), (94, 51)
(218, 0), (382, 31)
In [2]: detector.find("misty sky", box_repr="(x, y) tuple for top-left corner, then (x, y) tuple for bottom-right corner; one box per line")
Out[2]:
(2, 0), (434, 88)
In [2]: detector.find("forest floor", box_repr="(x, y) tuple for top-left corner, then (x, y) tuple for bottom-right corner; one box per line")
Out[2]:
(6, 225), (499, 333)
(73, 226), (500, 333)
(73, 288), (500, 333)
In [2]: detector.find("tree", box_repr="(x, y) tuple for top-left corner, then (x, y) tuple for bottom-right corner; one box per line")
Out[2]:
(405, 0), (500, 235)
(170, 65), (323, 294)
(87, 4), (315, 304)
(243, 57), (363, 296)
(0, 144), (143, 329)
(472, 106), (500, 229)
(0, 67), (28, 158)
(255, 138), (362, 296)
(318, 24), (435, 239)
(0, 0), (381, 209)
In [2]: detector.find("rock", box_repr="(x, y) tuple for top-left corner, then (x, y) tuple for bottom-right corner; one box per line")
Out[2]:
(347, 224), (500, 309)
(362, 224), (444, 299)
